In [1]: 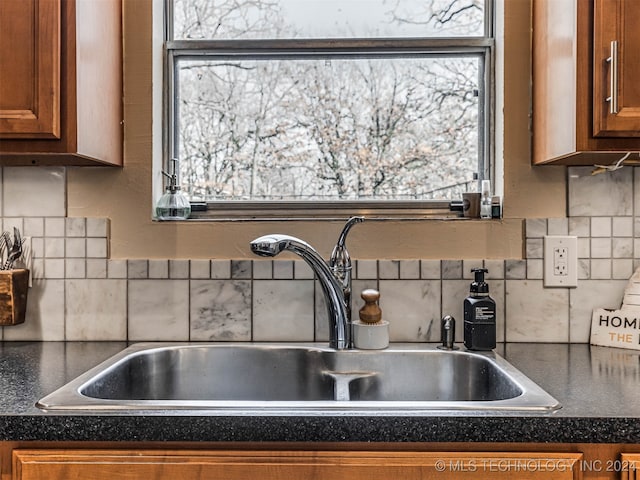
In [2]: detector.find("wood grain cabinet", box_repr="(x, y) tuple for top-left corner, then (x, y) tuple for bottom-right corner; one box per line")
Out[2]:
(0, 0), (122, 166)
(621, 454), (640, 480)
(532, 0), (640, 165)
(12, 450), (583, 480)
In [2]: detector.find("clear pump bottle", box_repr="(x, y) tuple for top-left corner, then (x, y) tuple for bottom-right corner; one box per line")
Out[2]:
(156, 159), (191, 221)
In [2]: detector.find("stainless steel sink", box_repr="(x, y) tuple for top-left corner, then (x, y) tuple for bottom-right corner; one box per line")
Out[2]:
(37, 343), (561, 412)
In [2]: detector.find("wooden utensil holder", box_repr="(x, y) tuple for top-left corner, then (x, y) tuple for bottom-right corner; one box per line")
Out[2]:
(0, 269), (29, 326)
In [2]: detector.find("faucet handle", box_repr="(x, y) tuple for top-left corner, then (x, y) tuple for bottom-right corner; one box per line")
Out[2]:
(330, 216), (364, 269)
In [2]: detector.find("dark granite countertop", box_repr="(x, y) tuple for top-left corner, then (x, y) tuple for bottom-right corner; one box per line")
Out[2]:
(0, 342), (639, 443)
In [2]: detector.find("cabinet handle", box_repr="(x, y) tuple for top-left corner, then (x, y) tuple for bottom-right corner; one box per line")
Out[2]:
(606, 40), (618, 114)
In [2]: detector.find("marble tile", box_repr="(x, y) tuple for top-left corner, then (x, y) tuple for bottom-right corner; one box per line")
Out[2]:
(577, 238), (590, 258)
(612, 259), (633, 279)
(128, 280), (189, 341)
(231, 260), (251, 279)
(613, 217), (633, 237)
(86, 217), (109, 237)
(591, 238), (611, 258)
(31, 258), (44, 279)
(190, 260), (211, 279)
(2, 217), (22, 234)
(3, 167), (66, 217)
(65, 218), (86, 237)
(635, 167), (640, 214)
(65, 238), (86, 258)
(591, 259), (612, 279)
(442, 260), (462, 279)
(526, 259), (543, 279)
(86, 238), (107, 258)
(107, 260), (127, 279)
(211, 260), (231, 279)
(578, 259), (590, 280)
(379, 260), (399, 279)
(253, 280), (314, 341)
(273, 260), (293, 279)
(44, 238), (64, 258)
(23, 217), (44, 237)
(547, 218), (568, 235)
(3, 280), (65, 341)
(569, 217), (590, 237)
(86, 259), (107, 279)
(252, 260), (272, 279)
(505, 259), (526, 279)
(569, 166), (632, 216)
(169, 259), (189, 279)
(525, 239), (543, 259)
(420, 260), (441, 279)
(591, 217), (612, 237)
(505, 280), (569, 342)
(484, 259), (504, 279)
(525, 218), (547, 238)
(65, 279), (127, 340)
(569, 280), (626, 342)
(44, 217), (65, 237)
(44, 259), (64, 279)
(65, 259), (86, 278)
(127, 260), (148, 279)
(148, 260), (169, 279)
(190, 280), (251, 341)
(379, 280), (440, 342)
(30, 237), (44, 260)
(356, 260), (377, 279)
(612, 238), (633, 258)
(399, 260), (420, 279)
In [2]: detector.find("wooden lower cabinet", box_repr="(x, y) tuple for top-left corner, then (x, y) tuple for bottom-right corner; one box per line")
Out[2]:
(621, 454), (640, 480)
(12, 450), (582, 480)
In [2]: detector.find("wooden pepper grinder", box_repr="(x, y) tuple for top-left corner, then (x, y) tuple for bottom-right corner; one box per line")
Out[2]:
(354, 288), (389, 349)
(359, 289), (382, 324)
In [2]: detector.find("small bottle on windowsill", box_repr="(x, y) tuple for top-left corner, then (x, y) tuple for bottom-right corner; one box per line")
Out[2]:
(480, 179), (492, 219)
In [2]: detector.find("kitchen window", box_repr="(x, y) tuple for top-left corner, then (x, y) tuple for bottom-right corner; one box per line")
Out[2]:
(164, 0), (494, 218)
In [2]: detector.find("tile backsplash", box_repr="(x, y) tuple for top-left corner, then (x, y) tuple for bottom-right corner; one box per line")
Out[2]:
(0, 166), (636, 343)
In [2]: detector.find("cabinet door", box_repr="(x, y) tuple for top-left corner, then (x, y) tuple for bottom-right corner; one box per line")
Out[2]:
(13, 450), (583, 480)
(593, 0), (640, 137)
(0, 0), (60, 139)
(620, 454), (640, 480)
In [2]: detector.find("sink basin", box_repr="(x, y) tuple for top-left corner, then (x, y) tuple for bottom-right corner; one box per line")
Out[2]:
(37, 343), (561, 412)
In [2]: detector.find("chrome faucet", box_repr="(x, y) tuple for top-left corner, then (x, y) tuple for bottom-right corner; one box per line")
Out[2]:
(250, 216), (364, 350)
(329, 216), (365, 334)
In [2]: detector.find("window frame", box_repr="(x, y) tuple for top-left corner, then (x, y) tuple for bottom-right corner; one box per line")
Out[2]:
(163, 1), (495, 219)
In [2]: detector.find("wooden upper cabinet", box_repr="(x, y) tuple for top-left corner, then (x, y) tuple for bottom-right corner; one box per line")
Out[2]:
(0, 0), (60, 139)
(532, 0), (640, 165)
(0, 0), (122, 166)
(593, 0), (640, 137)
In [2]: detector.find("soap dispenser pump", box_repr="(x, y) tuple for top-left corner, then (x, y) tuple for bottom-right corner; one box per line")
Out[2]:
(463, 268), (496, 351)
(156, 158), (191, 221)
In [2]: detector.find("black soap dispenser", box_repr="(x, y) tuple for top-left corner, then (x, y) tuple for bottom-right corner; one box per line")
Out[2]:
(463, 268), (496, 351)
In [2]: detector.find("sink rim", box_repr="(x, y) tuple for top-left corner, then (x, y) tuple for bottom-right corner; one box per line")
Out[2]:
(36, 342), (562, 414)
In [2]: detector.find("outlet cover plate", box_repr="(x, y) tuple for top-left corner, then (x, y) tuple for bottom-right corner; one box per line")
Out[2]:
(543, 235), (578, 287)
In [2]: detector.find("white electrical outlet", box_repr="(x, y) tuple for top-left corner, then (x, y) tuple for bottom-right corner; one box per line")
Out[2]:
(544, 236), (578, 287)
